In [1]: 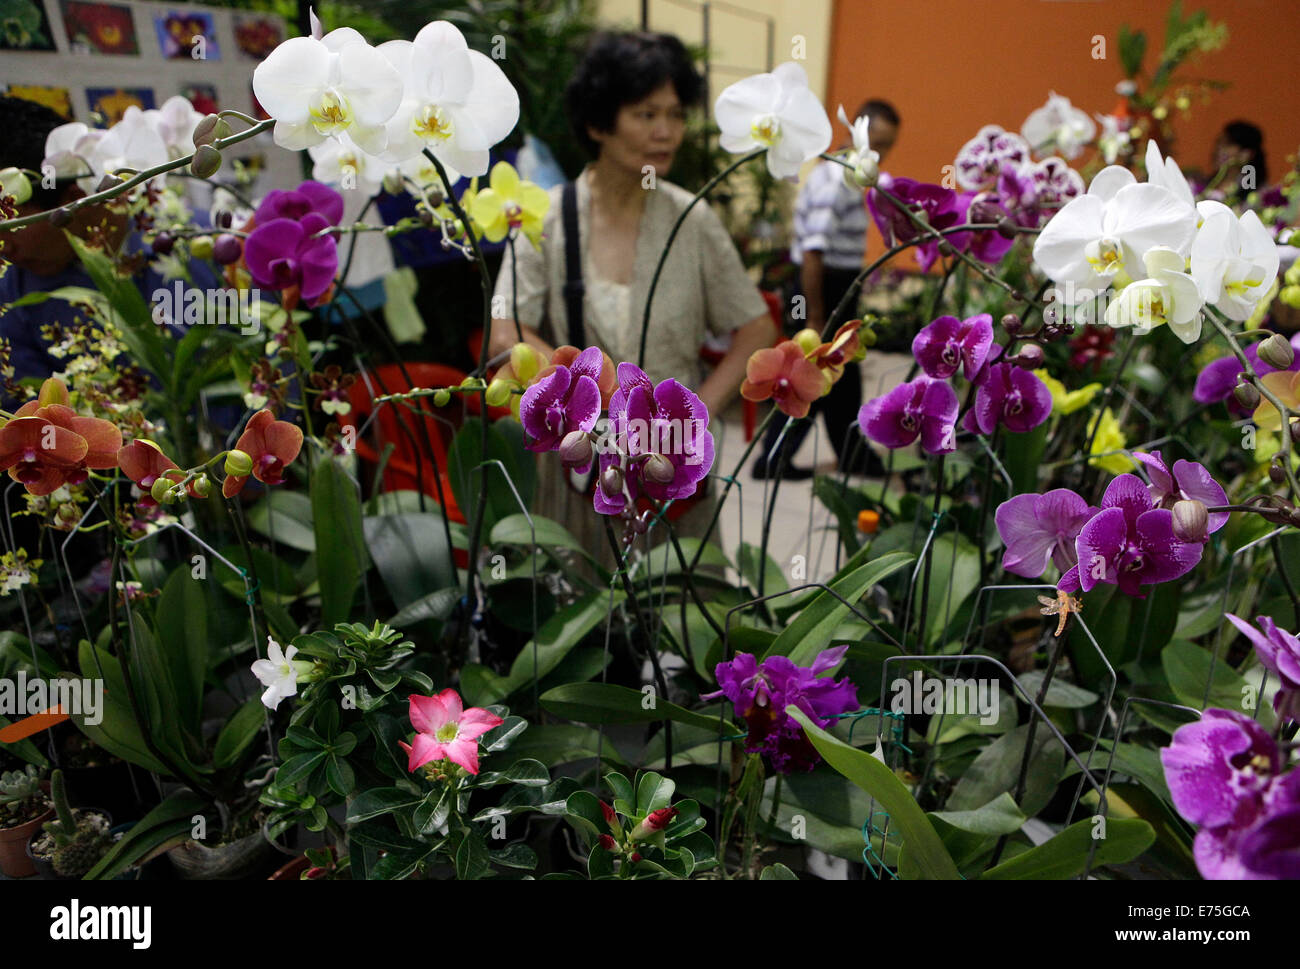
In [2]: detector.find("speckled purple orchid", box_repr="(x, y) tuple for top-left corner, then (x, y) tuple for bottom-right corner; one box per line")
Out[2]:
(518, 346), (603, 455)
(868, 177), (966, 273)
(962, 361), (1052, 436)
(593, 363), (714, 516)
(1132, 450), (1229, 535)
(912, 313), (995, 381)
(702, 645), (859, 774)
(1161, 708), (1300, 879)
(858, 377), (958, 455)
(1193, 335), (1300, 416)
(995, 488), (1096, 578)
(998, 157), (1085, 229)
(1225, 614), (1300, 723)
(953, 125), (1031, 192)
(1058, 473), (1202, 597)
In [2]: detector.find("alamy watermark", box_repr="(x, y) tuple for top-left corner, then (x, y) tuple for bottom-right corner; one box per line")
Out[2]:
(889, 673), (1000, 726)
(151, 282), (261, 336)
(0, 673), (103, 726)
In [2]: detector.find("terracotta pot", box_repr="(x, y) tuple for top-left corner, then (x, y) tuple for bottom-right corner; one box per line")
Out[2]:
(167, 830), (272, 880)
(25, 808), (113, 880)
(268, 853), (312, 880)
(0, 805), (55, 878)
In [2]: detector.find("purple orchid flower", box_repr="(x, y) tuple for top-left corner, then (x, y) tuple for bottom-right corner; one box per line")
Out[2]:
(243, 213), (339, 305)
(1225, 614), (1300, 723)
(1059, 474), (1203, 597)
(953, 125), (1030, 192)
(962, 361), (1052, 436)
(253, 180), (345, 226)
(1161, 708), (1300, 879)
(1194, 335), (1300, 416)
(868, 178), (966, 273)
(593, 363), (713, 516)
(995, 489), (1095, 578)
(912, 313), (995, 381)
(1132, 450), (1230, 534)
(703, 645), (859, 774)
(518, 346), (603, 455)
(957, 192), (1017, 264)
(858, 377), (958, 455)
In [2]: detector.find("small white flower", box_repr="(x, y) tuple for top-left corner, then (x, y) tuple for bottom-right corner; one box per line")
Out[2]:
(1094, 114), (1130, 166)
(714, 62), (831, 180)
(309, 131), (387, 193)
(251, 638), (300, 710)
(1190, 204), (1279, 321)
(1103, 246), (1204, 342)
(1021, 91), (1096, 160)
(837, 104), (879, 188)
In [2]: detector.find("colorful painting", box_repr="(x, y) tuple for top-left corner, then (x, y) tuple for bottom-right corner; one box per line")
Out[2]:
(86, 86), (154, 126)
(3, 83), (72, 118)
(233, 13), (282, 61)
(60, 0), (138, 55)
(154, 9), (219, 60)
(181, 82), (218, 115)
(0, 0), (56, 51)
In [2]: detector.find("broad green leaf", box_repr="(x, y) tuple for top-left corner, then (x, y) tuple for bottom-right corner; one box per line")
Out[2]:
(635, 772), (675, 815)
(346, 787), (423, 823)
(759, 862), (798, 880)
(980, 817), (1155, 879)
(786, 706), (960, 880)
(388, 586), (460, 627)
(211, 698), (266, 769)
(155, 564), (209, 734)
(73, 641), (167, 775)
(496, 591), (626, 699)
(913, 531), (980, 646)
(930, 792), (1026, 836)
(737, 542), (787, 595)
(946, 723), (1064, 818)
(491, 513), (586, 555)
(85, 789), (208, 880)
(363, 512), (455, 609)
(245, 490), (317, 552)
(1017, 671), (1099, 709)
(540, 682), (736, 734)
(311, 457), (370, 626)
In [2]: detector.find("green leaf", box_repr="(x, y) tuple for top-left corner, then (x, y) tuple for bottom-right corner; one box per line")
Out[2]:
(311, 457), (370, 627)
(1017, 671), (1099, 709)
(764, 551), (914, 664)
(454, 829), (493, 880)
(930, 792), (1026, 836)
(277, 751), (327, 787)
(786, 706), (960, 879)
(497, 592), (627, 700)
(759, 862), (798, 880)
(245, 490), (317, 552)
(980, 817), (1155, 879)
(85, 789), (208, 880)
(388, 586), (460, 627)
(73, 641), (167, 775)
(737, 542), (787, 595)
(325, 755), (355, 796)
(475, 758), (550, 788)
(155, 565), (210, 735)
(540, 682), (736, 734)
(448, 418), (536, 538)
(1003, 421), (1047, 496)
(414, 788), (451, 834)
(946, 723), (1064, 818)
(489, 843), (539, 870)
(363, 513), (454, 610)
(211, 698), (266, 769)
(490, 513), (586, 554)
(635, 772), (676, 815)
(68, 234), (170, 382)
(913, 531), (980, 646)
(346, 787), (424, 823)
(482, 715), (528, 752)
(1162, 640), (1268, 725)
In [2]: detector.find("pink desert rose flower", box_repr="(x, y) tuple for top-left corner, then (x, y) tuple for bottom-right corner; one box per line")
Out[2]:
(399, 689), (504, 775)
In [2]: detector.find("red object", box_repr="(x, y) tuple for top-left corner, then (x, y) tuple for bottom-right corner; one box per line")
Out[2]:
(699, 290), (784, 442)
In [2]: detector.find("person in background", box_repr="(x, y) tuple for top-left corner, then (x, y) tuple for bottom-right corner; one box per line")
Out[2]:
(753, 99), (900, 480)
(1213, 120), (1268, 206)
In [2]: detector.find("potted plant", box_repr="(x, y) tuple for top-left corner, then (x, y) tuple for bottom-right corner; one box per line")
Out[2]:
(0, 765), (54, 878)
(26, 769), (114, 880)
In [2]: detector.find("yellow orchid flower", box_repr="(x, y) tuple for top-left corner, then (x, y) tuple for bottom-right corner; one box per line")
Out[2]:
(469, 161), (550, 249)
(1033, 370), (1103, 416)
(1253, 370), (1300, 432)
(1086, 407), (1135, 474)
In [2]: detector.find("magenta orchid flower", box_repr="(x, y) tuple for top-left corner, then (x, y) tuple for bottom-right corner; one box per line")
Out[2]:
(995, 488), (1095, 578)
(963, 362), (1052, 435)
(912, 313), (995, 381)
(1225, 614), (1300, 723)
(1161, 708), (1300, 879)
(244, 213), (339, 304)
(858, 377), (958, 455)
(253, 180), (345, 226)
(518, 346), (603, 454)
(958, 192), (1017, 264)
(399, 689), (504, 775)
(1193, 335), (1300, 416)
(868, 178), (966, 273)
(1132, 450), (1229, 534)
(1058, 473), (1202, 597)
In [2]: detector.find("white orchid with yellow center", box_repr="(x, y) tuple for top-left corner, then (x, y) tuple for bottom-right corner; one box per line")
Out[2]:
(1104, 246), (1205, 342)
(375, 21), (519, 177)
(714, 62), (831, 180)
(252, 27), (403, 154)
(1021, 91), (1096, 160)
(308, 131), (387, 194)
(836, 104), (879, 189)
(468, 160), (549, 248)
(1190, 202), (1279, 322)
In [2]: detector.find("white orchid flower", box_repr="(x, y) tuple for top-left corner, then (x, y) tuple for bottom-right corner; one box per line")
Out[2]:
(1094, 114), (1130, 166)
(1021, 91), (1096, 160)
(308, 131), (388, 194)
(144, 96), (205, 160)
(1190, 205), (1279, 321)
(252, 28), (403, 155)
(376, 21), (519, 177)
(94, 107), (170, 179)
(44, 122), (109, 189)
(714, 62), (831, 180)
(251, 637), (301, 710)
(836, 104), (879, 188)
(1104, 246), (1204, 342)
(395, 152), (460, 193)
(1144, 139), (1196, 212)
(1033, 165), (1198, 292)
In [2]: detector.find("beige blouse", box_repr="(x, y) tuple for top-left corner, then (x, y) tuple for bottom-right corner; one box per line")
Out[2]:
(492, 169), (768, 388)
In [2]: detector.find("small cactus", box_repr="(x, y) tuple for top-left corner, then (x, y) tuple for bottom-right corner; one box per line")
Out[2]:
(0, 764), (47, 824)
(39, 770), (111, 878)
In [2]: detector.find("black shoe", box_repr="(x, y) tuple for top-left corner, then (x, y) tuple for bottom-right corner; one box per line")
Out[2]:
(752, 458), (814, 481)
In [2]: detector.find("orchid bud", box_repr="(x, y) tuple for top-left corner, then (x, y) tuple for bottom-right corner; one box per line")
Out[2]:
(191, 145), (223, 179)
(213, 234), (242, 266)
(629, 806), (678, 842)
(381, 171), (405, 197)
(190, 235), (214, 259)
(792, 329), (821, 356)
(510, 343), (542, 384)
(191, 474), (212, 498)
(1258, 333), (1295, 370)
(192, 114), (231, 148)
(1269, 463), (1287, 484)
(0, 167), (33, 205)
(847, 155), (879, 189)
(559, 430), (593, 470)
(151, 476), (177, 504)
(1233, 381), (1260, 411)
(48, 206), (73, 228)
(485, 377), (513, 408)
(96, 173), (122, 194)
(1001, 313), (1022, 335)
(1013, 344), (1044, 369)
(1281, 285), (1300, 309)
(600, 465), (625, 498)
(996, 217), (1018, 240)
(38, 377), (69, 408)
(859, 327), (877, 349)
(642, 453), (675, 485)
(152, 232), (176, 256)
(1171, 499), (1209, 543)
(1290, 420), (1300, 448)
(224, 449), (253, 477)
(433, 388), (451, 407)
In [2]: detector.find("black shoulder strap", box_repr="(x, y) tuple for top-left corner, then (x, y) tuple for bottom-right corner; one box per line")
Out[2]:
(561, 180), (585, 348)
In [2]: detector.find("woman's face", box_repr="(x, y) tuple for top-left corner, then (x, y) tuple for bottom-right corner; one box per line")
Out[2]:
(591, 81), (686, 179)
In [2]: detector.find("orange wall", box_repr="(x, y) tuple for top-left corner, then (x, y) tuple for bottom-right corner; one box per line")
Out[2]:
(826, 0), (1300, 266)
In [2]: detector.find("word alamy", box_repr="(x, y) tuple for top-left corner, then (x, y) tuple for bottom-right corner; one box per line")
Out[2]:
(889, 673), (1000, 726)
(49, 900), (151, 949)
(0, 673), (102, 726)
(151, 282), (261, 335)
